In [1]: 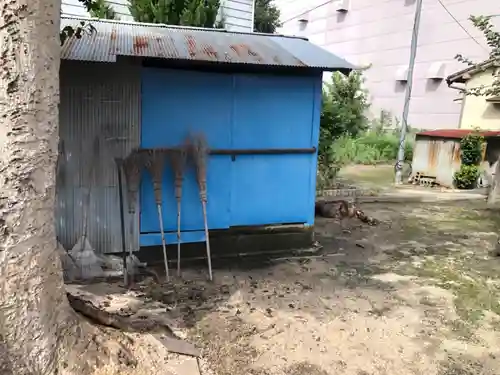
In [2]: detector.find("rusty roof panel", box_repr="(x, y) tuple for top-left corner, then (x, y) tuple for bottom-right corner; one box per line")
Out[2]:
(417, 129), (500, 139)
(60, 17), (355, 71)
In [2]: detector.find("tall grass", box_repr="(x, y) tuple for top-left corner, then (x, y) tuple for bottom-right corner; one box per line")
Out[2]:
(317, 129), (414, 192)
(331, 131), (414, 165)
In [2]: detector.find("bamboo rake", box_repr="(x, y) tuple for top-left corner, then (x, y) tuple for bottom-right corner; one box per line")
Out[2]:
(168, 146), (188, 277)
(81, 136), (100, 252)
(122, 149), (145, 284)
(145, 149), (170, 281)
(188, 133), (213, 281)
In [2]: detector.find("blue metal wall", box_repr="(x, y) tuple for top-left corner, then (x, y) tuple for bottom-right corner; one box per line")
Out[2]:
(140, 67), (322, 246)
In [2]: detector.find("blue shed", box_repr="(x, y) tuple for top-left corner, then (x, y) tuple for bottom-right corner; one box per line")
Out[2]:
(56, 17), (354, 259)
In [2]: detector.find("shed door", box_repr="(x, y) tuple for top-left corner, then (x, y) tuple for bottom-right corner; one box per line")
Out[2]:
(140, 68), (232, 237)
(230, 74), (317, 226)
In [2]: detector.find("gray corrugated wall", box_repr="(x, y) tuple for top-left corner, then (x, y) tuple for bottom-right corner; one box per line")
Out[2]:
(57, 60), (141, 254)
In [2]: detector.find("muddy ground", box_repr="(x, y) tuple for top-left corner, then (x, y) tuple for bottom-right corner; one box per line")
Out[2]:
(136, 200), (500, 375)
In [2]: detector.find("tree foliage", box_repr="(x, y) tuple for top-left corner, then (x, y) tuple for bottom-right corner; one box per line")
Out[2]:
(253, 0), (281, 33)
(316, 71), (370, 188)
(456, 15), (500, 97)
(89, 0), (119, 19)
(319, 71), (370, 157)
(128, 0), (223, 27)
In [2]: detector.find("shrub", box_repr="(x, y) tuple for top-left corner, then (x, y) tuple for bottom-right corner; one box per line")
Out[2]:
(460, 132), (484, 165)
(453, 131), (484, 190)
(454, 165), (480, 189)
(319, 71), (370, 163)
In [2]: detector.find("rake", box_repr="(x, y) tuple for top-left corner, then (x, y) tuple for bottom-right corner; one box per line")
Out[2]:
(187, 133), (213, 281)
(168, 146), (188, 277)
(144, 148), (170, 281)
(122, 149), (145, 285)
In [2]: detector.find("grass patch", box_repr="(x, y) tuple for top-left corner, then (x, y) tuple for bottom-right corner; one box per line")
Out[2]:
(403, 257), (500, 326)
(379, 201), (500, 332)
(338, 164), (397, 189)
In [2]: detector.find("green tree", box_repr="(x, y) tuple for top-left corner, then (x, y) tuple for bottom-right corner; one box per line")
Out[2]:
(456, 16), (500, 97)
(456, 16), (500, 211)
(316, 71), (370, 189)
(253, 0), (281, 33)
(89, 0), (119, 19)
(319, 71), (370, 157)
(128, 0), (222, 27)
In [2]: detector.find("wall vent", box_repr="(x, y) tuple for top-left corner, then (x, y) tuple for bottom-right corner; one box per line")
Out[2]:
(426, 62), (447, 80)
(336, 0), (350, 12)
(395, 65), (409, 82)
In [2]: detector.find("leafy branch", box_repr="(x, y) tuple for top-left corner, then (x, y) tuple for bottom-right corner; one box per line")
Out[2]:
(455, 15), (500, 97)
(60, 0), (99, 45)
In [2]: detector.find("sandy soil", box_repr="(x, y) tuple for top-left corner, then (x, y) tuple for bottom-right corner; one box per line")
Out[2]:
(147, 200), (500, 375)
(83, 199), (500, 375)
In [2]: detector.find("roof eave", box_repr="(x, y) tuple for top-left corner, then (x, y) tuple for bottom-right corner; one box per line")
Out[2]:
(446, 58), (500, 85)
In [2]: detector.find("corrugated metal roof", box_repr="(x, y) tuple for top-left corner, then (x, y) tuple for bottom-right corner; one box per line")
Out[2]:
(416, 129), (500, 139)
(60, 16), (355, 72)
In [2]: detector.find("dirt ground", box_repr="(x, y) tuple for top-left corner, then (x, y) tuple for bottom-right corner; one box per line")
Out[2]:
(83, 198), (500, 375)
(135, 199), (500, 375)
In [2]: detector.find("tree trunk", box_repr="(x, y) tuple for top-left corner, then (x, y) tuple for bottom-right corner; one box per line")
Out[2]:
(487, 157), (500, 206)
(0, 0), (83, 373)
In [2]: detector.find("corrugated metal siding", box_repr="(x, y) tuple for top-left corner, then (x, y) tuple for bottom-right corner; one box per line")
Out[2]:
(411, 136), (461, 188)
(57, 60), (141, 254)
(412, 139), (430, 177)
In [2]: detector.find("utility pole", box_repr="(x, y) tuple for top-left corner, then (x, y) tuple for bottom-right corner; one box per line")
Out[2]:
(395, 0), (423, 184)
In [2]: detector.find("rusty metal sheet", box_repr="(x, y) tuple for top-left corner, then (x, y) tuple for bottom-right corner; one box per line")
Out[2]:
(60, 16), (355, 71)
(413, 137), (461, 188)
(427, 140), (439, 176)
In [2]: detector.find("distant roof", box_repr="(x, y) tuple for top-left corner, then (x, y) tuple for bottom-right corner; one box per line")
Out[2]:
(416, 129), (500, 139)
(446, 59), (500, 84)
(60, 16), (355, 73)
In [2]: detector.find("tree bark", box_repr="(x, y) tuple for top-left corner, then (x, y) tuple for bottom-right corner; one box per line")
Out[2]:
(486, 157), (500, 206)
(0, 0), (84, 374)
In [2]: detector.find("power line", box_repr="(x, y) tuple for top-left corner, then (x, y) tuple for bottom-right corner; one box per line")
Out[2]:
(436, 0), (489, 52)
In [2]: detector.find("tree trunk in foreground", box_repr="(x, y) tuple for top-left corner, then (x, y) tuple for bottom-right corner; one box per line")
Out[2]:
(487, 158), (500, 206)
(0, 0), (82, 373)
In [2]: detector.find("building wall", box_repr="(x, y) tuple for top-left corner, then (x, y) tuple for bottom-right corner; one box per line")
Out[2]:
(460, 69), (500, 130)
(62, 0), (133, 19)
(275, 0), (498, 130)
(139, 68), (322, 247)
(61, 0), (255, 32)
(219, 0), (255, 32)
(57, 60), (141, 254)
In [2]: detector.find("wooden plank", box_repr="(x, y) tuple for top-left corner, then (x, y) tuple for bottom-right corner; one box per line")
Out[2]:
(153, 334), (201, 357)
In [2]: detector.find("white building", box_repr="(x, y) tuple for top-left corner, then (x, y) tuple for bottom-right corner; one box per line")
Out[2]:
(275, 0), (498, 130)
(61, 0), (255, 32)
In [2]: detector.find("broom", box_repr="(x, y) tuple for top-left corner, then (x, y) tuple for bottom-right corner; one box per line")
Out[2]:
(188, 134), (213, 281)
(122, 149), (144, 285)
(168, 146), (188, 277)
(145, 148), (170, 281)
(81, 136), (100, 250)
